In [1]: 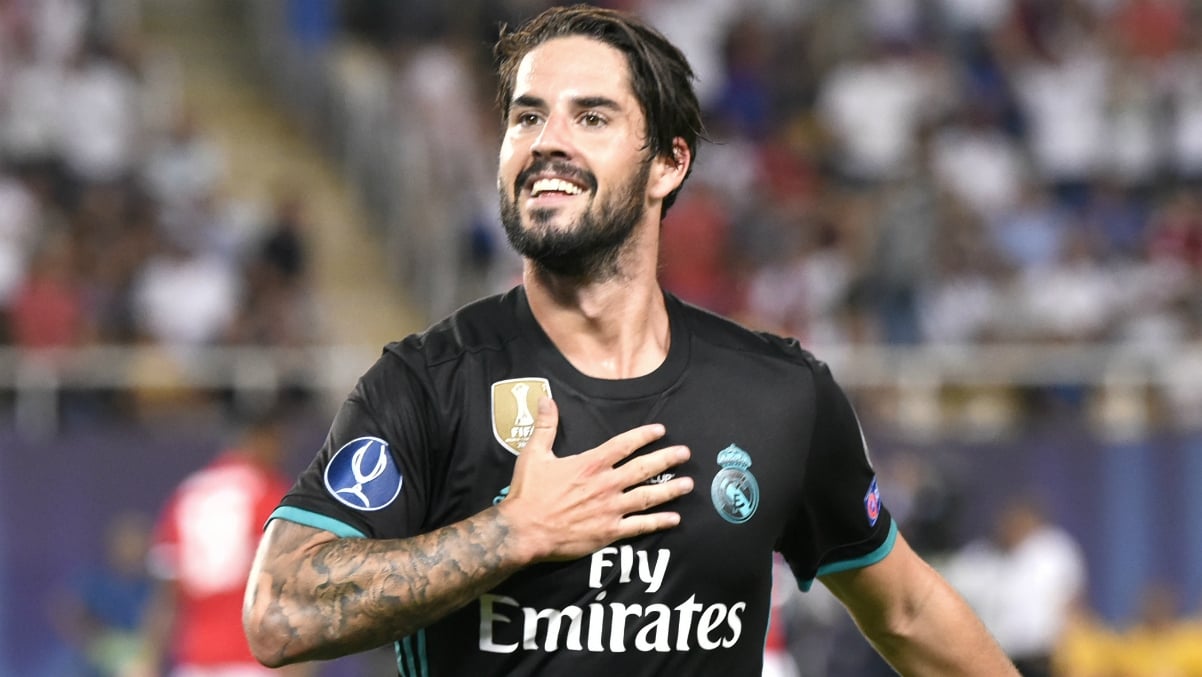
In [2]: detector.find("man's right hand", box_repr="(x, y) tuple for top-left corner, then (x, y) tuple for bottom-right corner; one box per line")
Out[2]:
(498, 397), (693, 562)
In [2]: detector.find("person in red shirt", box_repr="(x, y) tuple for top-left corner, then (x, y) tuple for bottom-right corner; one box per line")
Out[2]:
(132, 407), (308, 677)
(9, 233), (89, 351)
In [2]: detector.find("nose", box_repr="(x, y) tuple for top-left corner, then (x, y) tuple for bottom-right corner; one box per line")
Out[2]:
(530, 113), (573, 158)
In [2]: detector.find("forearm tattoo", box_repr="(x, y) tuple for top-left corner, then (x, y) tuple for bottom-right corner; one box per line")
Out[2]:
(250, 508), (521, 664)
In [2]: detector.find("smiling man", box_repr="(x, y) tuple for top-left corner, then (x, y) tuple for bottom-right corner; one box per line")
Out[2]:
(242, 6), (1018, 676)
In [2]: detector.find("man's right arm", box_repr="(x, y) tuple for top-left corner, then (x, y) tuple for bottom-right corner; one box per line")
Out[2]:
(242, 504), (534, 666)
(243, 397), (693, 667)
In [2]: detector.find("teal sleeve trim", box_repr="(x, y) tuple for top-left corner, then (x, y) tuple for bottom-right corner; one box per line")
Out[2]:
(396, 630), (428, 677)
(798, 519), (898, 592)
(268, 506), (367, 539)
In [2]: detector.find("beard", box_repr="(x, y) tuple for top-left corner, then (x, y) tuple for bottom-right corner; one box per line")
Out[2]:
(500, 158), (652, 281)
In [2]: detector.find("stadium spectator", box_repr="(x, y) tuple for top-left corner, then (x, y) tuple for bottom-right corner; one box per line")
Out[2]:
(1102, 50), (1165, 189)
(1146, 186), (1202, 270)
(986, 178), (1071, 272)
(0, 164), (41, 339)
(863, 130), (942, 345)
(227, 188), (320, 352)
(46, 511), (154, 677)
(658, 181), (739, 316)
(1164, 29), (1202, 182)
(0, 25), (65, 169)
(56, 39), (141, 189)
(1050, 599), (1121, 677)
(131, 230), (240, 350)
(929, 103), (1025, 221)
(816, 40), (943, 184)
(1108, 0), (1188, 62)
(8, 232), (89, 351)
(916, 209), (1006, 344)
(1010, 228), (1116, 344)
(943, 495), (1087, 677)
(1112, 581), (1202, 677)
(1006, 3), (1109, 210)
(141, 105), (226, 231)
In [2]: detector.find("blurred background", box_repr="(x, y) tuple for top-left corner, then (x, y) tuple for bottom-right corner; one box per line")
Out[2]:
(2, 0), (1202, 675)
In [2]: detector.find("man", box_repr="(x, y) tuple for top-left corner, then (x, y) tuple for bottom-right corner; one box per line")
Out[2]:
(943, 496), (1087, 677)
(134, 408), (307, 677)
(243, 6), (1018, 675)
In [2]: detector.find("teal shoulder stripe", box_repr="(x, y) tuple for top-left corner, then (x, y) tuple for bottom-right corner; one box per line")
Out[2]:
(799, 520), (899, 592)
(268, 506), (366, 539)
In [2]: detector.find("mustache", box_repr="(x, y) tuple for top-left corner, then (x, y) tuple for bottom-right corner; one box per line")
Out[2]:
(515, 159), (597, 195)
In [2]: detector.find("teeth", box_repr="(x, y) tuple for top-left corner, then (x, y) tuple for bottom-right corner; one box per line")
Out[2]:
(531, 178), (583, 196)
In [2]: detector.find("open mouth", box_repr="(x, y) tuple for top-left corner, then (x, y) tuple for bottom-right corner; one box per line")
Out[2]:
(517, 161), (595, 203)
(528, 176), (586, 199)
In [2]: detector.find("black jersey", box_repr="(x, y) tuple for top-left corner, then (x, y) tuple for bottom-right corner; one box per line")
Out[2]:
(272, 286), (894, 676)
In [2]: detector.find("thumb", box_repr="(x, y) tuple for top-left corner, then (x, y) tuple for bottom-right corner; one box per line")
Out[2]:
(523, 396), (558, 456)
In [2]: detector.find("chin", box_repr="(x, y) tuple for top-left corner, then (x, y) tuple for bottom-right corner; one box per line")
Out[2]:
(526, 210), (577, 233)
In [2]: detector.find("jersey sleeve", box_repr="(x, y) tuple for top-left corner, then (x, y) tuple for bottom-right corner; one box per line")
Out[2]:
(270, 349), (437, 540)
(779, 361), (896, 591)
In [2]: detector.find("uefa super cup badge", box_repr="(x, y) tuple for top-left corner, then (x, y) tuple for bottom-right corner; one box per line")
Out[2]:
(491, 377), (552, 455)
(710, 445), (759, 524)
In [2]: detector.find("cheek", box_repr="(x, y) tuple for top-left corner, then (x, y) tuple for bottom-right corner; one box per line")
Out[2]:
(498, 142), (520, 185)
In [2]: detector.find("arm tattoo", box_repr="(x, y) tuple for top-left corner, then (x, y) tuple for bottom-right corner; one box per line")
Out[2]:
(249, 507), (524, 664)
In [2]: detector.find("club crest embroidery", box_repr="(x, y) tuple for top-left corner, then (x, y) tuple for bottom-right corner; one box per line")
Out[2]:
(710, 445), (760, 524)
(491, 377), (552, 456)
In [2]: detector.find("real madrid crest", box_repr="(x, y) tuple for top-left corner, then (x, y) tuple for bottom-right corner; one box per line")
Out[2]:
(491, 377), (552, 455)
(710, 444), (759, 524)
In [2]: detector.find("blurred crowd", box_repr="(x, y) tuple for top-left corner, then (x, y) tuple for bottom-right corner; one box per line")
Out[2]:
(6, 0), (1202, 426)
(0, 0), (318, 406)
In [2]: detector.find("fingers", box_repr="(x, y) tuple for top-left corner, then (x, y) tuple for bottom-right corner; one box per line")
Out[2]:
(612, 476), (693, 540)
(619, 476), (694, 515)
(614, 443), (690, 487)
(524, 396), (559, 456)
(592, 421), (669, 466)
(618, 510), (684, 538)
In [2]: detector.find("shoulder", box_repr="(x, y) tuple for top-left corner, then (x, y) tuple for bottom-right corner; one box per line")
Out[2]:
(343, 291), (519, 409)
(382, 290), (521, 369)
(673, 295), (829, 375)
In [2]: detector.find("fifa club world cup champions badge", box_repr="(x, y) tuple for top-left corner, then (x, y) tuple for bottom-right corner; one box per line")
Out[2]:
(491, 378), (552, 455)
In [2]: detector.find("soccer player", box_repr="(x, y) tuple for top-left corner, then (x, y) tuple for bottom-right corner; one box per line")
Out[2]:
(243, 5), (1018, 675)
(134, 408), (307, 677)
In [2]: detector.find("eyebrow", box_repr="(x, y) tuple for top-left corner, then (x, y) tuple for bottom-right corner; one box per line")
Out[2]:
(573, 96), (623, 111)
(511, 94), (546, 111)
(509, 94), (624, 112)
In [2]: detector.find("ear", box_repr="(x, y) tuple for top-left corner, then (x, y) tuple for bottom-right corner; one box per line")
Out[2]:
(647, 137), (691, 202)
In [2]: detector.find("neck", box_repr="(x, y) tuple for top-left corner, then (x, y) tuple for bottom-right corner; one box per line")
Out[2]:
(524, 259), (670, 380)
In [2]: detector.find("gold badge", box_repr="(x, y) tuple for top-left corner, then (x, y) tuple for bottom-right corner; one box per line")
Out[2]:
(491, 378), (552, 455)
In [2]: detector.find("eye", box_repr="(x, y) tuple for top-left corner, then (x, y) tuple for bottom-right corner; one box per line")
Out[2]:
(514, 111), (543, 128)
(579, 112), (606, 127)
